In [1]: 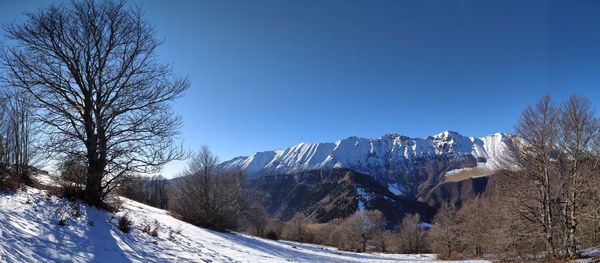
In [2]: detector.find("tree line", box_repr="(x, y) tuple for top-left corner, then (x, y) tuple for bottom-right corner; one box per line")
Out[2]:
(0, 87), (39, 187)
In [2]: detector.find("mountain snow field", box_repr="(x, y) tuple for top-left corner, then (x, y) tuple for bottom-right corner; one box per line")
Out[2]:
(220, 131), (513, 178)
(0, 187), (490, 263)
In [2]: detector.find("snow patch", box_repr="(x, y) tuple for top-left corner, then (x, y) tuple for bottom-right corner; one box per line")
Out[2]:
(387, 183), (404, 196)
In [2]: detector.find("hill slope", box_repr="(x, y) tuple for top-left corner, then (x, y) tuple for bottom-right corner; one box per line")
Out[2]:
(246, 168), (434, 223)
(0, 188), (488, 262)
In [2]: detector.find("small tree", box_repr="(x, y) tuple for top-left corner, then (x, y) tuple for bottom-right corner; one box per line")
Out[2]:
(169, 146), (246, 231)
(282, 213), (314, 242)
(429, 203), (460, 259)
(397, 214), (428, 254)
(340, 210), (385, 252)
(243, 205), (268, 237)
(456, 197), (491, 258)
(57, 155), (88, 199)
(374, 230), (396, 253)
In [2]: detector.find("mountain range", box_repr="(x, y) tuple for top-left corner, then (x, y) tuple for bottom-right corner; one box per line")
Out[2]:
(223, 131), (516, 223)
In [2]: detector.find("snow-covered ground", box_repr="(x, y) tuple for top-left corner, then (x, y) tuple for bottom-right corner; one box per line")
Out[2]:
(576, 247), (600, 262)
(0, 187), (489, 262)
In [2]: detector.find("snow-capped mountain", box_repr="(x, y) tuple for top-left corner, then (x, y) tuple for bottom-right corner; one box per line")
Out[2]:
(221, 131), (513, 179)
(225, 131), (515, 223)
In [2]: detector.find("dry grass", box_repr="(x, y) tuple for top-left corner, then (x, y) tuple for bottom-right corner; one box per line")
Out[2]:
(444, 167), (489, 183)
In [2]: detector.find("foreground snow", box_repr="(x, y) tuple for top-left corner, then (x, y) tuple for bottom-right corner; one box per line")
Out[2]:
(0, 188), (488, 262)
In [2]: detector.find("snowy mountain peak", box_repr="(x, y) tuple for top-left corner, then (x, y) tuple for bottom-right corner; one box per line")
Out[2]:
(431, 130), (463, 139)
(220, 131), (514, 179)
(380, 133), (404, 140)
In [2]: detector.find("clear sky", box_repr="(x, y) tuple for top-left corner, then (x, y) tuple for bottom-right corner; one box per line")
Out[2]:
(2, 0), (600, 177)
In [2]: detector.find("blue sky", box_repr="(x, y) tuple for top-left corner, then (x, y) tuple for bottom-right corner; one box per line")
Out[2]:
(2, 0), (600, 177)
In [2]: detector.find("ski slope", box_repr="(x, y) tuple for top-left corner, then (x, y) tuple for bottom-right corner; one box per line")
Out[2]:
(0, 188), (489, 262)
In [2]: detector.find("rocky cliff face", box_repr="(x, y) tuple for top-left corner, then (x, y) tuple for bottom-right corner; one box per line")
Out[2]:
(245, 168), (434, 224)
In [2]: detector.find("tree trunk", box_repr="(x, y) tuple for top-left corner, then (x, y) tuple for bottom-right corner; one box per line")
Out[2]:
(86, 163), (103, 206)
(543, 166), (557, 259)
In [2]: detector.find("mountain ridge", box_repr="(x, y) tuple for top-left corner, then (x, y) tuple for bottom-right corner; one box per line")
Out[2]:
(221, 130), (514, 180)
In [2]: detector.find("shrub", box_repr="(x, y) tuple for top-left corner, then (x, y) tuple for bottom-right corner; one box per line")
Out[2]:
(265, 230), (279, 241)
(150, 228), (159, 237)
(265, 219), (285, 239)
(118, 214), (133, 233)
(100, 195), (122, 213)
(0, 171), (25, 192)
(54, 157), (87, 201)
(58, 217), (67, 226)
(142, 220), (160, 237)
(168, 226), (182, 241)
(57, 201), (83, 226)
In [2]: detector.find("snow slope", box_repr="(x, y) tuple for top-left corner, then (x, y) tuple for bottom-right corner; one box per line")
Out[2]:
(0, 188), (489, 263)
(221, 131), (514, 178)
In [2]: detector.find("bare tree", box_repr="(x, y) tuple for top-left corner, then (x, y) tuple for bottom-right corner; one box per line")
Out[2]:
(339, 210), (385, 252)
(0, 92), (6, 171)
(120, 175), (170, 209)
(512, 95), (561, 258)
(579, 167), (600, 247)
(1, 0), (189, 205)
(456, 197), (492, 258)
(507, 95), (600, 258)
(428, 203), (460, 259)
(397, 214), (428, 254)
(169, 146), (247, 231)
(282, 212), (314, 242)
(557, 95), (600, 257)
(0, 87), (39, 183)
(375, 230), (397, 253)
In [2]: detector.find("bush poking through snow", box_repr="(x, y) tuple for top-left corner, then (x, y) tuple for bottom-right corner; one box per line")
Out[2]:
(119, 214), (133, 233)
(151, 228), (158, 237)
(57, 201), (83, 226)
(142, 220), (160, 237)
(58, 216), (67, 226)
(100, 195), (123, 213)
(168, 226), (182, 241)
